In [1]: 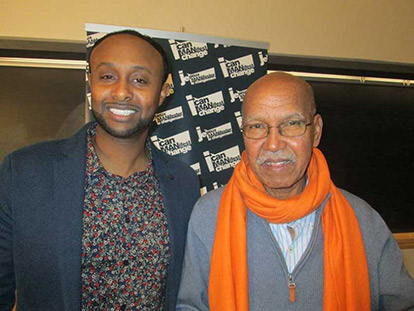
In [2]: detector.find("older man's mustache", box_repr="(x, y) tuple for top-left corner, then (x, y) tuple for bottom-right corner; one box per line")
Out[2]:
(256, 150), (296, 166)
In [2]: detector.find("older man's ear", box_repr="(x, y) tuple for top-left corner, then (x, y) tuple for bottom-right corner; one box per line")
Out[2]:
(312, 114), (323, 147)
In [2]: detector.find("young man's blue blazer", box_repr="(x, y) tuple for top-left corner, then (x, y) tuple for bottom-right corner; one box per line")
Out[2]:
(0, 123), (200, 311)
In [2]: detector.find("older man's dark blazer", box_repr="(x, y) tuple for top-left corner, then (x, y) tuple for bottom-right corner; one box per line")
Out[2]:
(0, 123), (200, 311)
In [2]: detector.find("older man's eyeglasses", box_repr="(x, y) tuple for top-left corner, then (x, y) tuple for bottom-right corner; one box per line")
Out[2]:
(242, 119), (313, 139)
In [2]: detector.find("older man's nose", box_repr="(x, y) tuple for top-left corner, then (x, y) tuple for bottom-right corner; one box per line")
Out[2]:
(264, 127), (287, 152)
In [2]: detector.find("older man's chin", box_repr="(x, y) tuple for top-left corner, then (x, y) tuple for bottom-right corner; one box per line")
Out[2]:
(263, 177), (307, 199)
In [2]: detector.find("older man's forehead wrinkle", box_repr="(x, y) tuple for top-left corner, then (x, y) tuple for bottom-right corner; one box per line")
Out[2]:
(244, 93), (306, 112)
(242, 111), (306, 126)
(242, 73), (315, 120)
(243, 90), (290, 110)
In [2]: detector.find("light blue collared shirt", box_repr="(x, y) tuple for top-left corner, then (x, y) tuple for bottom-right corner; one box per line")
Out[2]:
(269, 210), (316, 273)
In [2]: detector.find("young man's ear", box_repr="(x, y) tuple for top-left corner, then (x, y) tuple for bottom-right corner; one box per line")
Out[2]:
(158, 82), (170, 107)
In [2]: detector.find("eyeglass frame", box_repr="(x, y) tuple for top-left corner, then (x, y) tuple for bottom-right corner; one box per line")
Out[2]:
(241, 115), (316, 139)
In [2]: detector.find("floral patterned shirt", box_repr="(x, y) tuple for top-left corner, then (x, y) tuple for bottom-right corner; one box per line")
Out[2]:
(81, 124), (170, 311)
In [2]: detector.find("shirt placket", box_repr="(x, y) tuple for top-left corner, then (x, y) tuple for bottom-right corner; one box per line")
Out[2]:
(286, 221), (303, 273)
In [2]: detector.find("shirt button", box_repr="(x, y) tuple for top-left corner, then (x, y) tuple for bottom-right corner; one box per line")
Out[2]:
(123, 259), (129, 266)
(168, 174), (174, 180)
(125, 216), (130, 223)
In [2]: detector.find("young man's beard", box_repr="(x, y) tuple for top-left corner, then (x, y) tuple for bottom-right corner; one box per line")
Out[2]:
(91, 109), (154, 139)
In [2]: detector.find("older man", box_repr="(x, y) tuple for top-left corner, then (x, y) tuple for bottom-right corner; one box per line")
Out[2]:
(0, 30), (200, 310)
(176, 72), (414, 310)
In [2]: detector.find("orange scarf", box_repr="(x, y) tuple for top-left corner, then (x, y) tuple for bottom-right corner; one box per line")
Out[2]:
(208, 148), (370, 310)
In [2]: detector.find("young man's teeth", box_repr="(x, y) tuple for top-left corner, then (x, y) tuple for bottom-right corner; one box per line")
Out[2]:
(109, 108), (135, 116)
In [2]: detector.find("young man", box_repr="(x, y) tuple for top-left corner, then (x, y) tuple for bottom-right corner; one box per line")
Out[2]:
(0, 30), (200, 310)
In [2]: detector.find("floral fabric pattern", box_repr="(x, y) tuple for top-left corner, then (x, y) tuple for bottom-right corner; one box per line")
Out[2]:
(81, 124), (170, 311)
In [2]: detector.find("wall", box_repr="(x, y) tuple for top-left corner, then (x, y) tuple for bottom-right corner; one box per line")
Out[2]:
(1, 0), (414, 64)
(1, 0), (413, 276)
(403, 249), (414, 277)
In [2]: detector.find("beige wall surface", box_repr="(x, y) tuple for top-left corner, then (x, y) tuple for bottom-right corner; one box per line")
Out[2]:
(1, 0), (414, 64)
(402, 249), (414, 278)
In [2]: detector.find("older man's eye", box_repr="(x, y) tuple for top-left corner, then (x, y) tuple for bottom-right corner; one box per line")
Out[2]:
(248, 123), (266, 130)
(286, 120), (302, 126)
(283, 120), (306, 129)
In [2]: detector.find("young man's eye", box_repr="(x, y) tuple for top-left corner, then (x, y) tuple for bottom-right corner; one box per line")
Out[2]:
(133, 78), (147, 85)
(100, 75), (114, 80)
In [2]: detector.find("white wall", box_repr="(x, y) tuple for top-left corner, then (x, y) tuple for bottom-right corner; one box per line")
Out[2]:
(1, 0), (414, 63)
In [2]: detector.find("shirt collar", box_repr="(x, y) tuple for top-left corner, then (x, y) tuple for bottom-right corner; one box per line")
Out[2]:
(86, 122), (155, 184)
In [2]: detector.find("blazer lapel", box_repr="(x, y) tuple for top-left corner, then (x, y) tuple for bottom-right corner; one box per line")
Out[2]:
(151, 145), (187, 310)
(52, 124), (89, 309)
(151, 146), (181, 255)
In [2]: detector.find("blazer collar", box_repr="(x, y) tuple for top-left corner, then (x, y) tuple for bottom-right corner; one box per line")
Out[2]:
(60, 122), (92, 158)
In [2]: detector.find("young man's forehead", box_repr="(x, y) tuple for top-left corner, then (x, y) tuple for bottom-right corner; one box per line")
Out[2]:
(89, 35), (163, 74)
(90, 35), (157, 61)
(94, 35), (140, 52)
